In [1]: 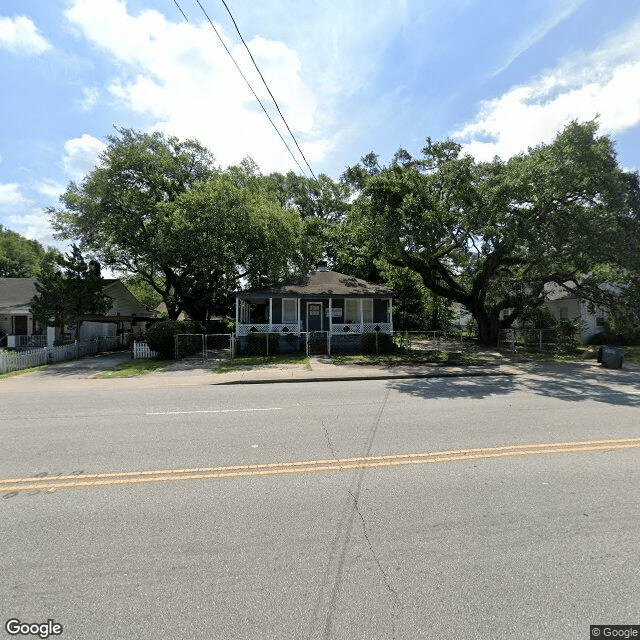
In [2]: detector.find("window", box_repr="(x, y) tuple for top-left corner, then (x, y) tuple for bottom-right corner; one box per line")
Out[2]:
(344, 299), (373, 323)
(282, 299), (297, 323)
(345, 299), (358, 323)
(362, 299), (373, 322)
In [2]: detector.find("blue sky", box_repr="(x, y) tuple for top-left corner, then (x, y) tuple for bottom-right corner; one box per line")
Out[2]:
(1, 0), (639, 249)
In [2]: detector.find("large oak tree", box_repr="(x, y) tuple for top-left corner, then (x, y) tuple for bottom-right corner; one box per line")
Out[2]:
(50, 130), (306, 321)
(343, 121), (640, 344)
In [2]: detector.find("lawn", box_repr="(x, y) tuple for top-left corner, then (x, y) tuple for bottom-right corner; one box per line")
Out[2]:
(214, 354), (311, 373)
(0, 364), (50, 379)
(331, 351), (487, 365)
(98, 358), (173, 378)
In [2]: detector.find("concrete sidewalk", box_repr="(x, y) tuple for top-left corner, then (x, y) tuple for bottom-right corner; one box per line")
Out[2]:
(208, 355), (521, 385)
(4, 352), (636, 392)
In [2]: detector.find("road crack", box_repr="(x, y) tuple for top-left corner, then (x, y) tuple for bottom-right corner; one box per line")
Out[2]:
(318, 390), (401, 639)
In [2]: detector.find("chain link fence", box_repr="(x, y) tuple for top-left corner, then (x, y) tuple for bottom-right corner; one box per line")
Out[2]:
(394, 330), (475, 355)
(174, 333), (234, 360)
(498, 327), (581, 354)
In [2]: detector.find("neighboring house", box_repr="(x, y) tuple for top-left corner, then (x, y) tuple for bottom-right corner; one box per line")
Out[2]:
(235, 265), (394, 353)
(544, 282), (609, 340)
(0, 277), (158, 347)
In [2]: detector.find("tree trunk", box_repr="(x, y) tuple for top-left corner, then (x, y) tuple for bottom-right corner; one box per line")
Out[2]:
(473, 308), (501, 346)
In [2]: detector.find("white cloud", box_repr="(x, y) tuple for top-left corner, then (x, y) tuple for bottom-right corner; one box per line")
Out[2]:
(36, 179), (67, 201)
(64, 0), (323, 173)
(491, 0), (586, 78)
(61, 134), (106, 181)
(0, 15), (51, 55)
(455, 17), (640, 161)
(0, 183), (30, 210)
(6, 211), (57, 243)
(77, 86), (100, 112)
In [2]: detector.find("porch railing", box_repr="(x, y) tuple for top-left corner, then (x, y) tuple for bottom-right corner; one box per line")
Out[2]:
(7, 334), (48, 348)
(235, 322), (393, 336)
(235, 323), (300, 336)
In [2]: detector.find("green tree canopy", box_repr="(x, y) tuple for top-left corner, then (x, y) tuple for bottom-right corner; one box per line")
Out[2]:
(30, 245), (110, 337)
(343, 121), (640, 344)
(0, 225), (61, 277)
(49, 130), (308, 321)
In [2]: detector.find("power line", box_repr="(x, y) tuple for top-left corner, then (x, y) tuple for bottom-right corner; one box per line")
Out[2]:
(172, 0), (189, 22)
(217, 0), (318, 183)
(172, 0), (309, 178)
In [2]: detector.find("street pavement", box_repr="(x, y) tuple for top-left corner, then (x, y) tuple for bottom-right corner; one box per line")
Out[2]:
(1, 355), (639, 639)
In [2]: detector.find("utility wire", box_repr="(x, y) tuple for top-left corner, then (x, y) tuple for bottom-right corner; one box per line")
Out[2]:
(218, 0), (318, 183)
(172, 0), (308, 177)
(173, 0), (189, 22)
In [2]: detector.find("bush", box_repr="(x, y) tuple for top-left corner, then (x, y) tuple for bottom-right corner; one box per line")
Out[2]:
(145, 320), (204, 358)
(245, 332), (279, 356)
(359, 332), (395, 354)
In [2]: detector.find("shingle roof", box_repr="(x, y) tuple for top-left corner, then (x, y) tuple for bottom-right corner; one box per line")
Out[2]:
(239, 270), (393, 299)
(0, 278), (37, 310)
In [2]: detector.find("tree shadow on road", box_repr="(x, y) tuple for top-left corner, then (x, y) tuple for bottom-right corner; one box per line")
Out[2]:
(386, 364), (640, 407)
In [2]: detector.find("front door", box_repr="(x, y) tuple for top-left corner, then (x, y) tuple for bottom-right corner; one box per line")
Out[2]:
(13, 315), (28, 335)
(306, 302), (323, 332)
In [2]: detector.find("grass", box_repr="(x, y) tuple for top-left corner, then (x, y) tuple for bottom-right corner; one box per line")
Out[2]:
(331, 351), (486, 365)
(0, 364), (50, 379)
(98, 358), (173, 378)
(623, 346), (640, 364)
(214, 354), (311, 374)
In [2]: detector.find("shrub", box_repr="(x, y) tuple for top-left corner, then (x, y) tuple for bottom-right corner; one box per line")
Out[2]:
(145, 320), (204, 358)
(245, 332), (279, 356)
(358, 332), (395, 354)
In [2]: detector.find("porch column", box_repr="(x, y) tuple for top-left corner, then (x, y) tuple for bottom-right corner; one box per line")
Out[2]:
(329, 297), (333, 335)
(269, 298), (273, 332)
(359, 298), (363, 333)
(235, 297), (239, 329)
(388, 298), (393, 330)
(297, 298), (301, 333)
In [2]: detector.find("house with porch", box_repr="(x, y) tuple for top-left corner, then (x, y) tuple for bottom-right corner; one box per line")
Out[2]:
(235, 265), (394, 354)
(0, 277), (158, 348)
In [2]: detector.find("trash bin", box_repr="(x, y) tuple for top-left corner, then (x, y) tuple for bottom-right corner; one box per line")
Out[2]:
(600, 346), (624, 369)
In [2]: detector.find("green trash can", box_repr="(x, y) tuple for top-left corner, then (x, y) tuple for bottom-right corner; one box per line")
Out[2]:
(600, 346), (624, 369)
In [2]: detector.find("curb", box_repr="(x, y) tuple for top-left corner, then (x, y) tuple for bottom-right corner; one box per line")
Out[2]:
(212, 368), (519, 385)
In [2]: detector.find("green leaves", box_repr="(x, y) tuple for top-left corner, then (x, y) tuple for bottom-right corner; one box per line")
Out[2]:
(345, 120), (640, 344)
(30, 245), (110, 336)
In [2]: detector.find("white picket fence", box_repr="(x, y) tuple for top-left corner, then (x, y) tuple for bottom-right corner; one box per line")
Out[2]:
(0, 336), (129, 375)
(132, 341), (158, 359)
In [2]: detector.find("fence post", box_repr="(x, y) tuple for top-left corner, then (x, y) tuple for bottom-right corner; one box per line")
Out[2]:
(202, 333), (205, 360)
(539, 330), (543, 353)
(375, 330), (379, 355)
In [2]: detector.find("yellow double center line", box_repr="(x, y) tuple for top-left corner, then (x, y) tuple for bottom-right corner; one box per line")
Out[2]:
(2, 437), (639, 494)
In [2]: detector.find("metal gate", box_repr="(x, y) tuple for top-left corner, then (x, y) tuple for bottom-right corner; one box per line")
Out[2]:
(306, 331), (328, 355)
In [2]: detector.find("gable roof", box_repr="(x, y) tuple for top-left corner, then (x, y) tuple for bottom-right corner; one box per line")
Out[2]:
(0, 277), (156, 316)
(0, 278), (37, 310)
(239, 270), (393, 299)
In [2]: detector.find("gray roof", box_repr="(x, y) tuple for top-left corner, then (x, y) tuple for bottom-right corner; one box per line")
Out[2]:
(0, 278), (37, 310)
(0, 277), (154, 314)
(239, 270), (393, 299)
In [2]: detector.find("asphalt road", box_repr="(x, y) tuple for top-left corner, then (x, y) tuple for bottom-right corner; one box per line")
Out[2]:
(1, 369), (639, 639)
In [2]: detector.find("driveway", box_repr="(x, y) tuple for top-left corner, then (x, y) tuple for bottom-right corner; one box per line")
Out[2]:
(13, 351), (132, 379)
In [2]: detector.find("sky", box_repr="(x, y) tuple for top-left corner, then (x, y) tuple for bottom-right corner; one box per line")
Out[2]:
(1, 0), (639, 250)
